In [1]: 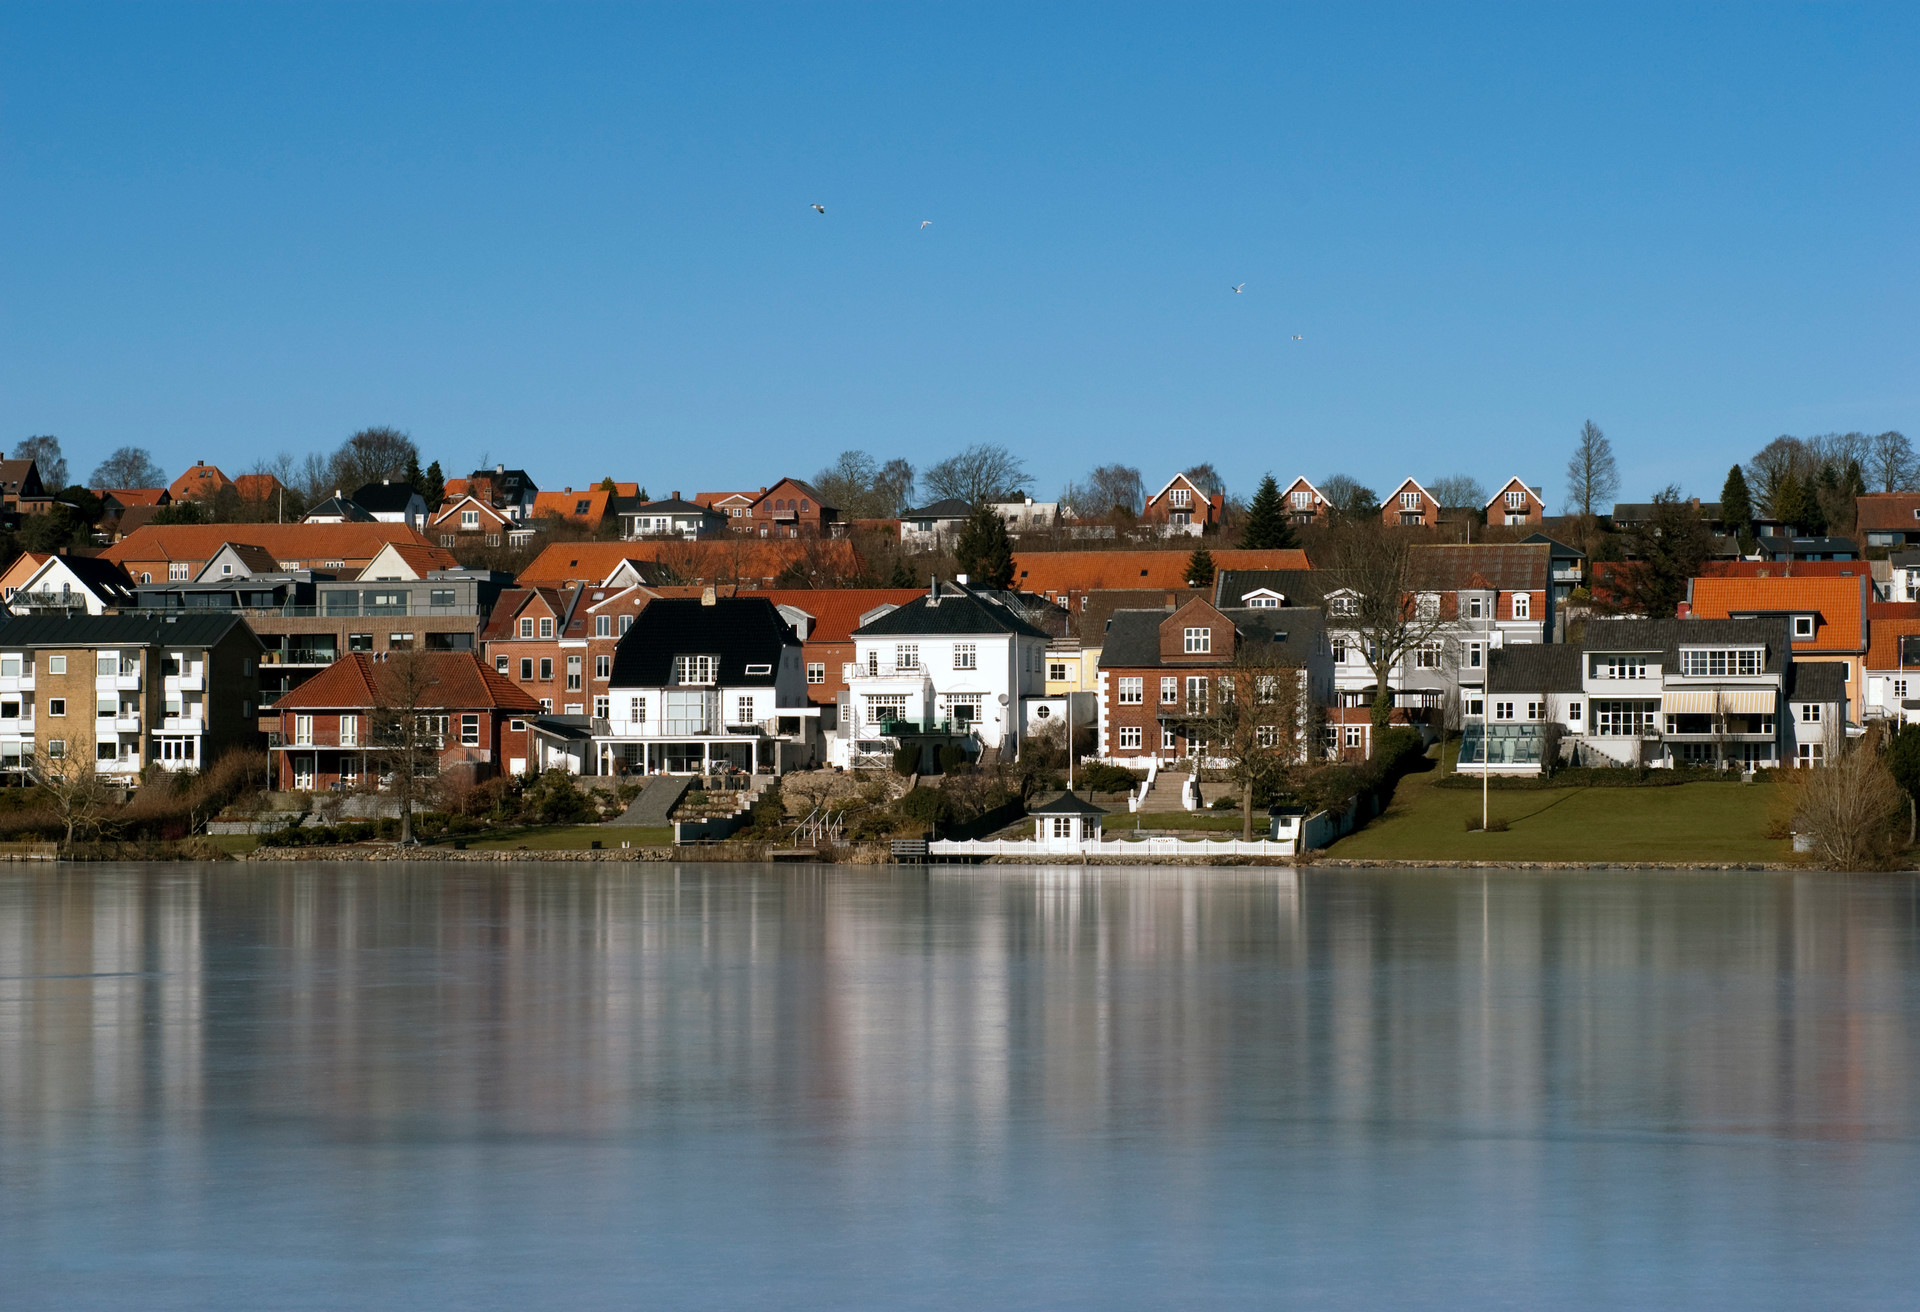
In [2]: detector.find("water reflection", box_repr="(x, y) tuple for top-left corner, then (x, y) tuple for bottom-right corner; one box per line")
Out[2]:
(1, 864), (1917, 1309)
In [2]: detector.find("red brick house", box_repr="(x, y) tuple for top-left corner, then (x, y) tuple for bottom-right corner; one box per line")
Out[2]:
(1485, 476), (1546, 527)
(479, 586), (587, 715)
(1381, 478), (1441, 528)
(1280, 477), (1332, 526)
(270, 652), (539, 792)
(1140, 472), (1224, 536)
(748, 477), (840, 537)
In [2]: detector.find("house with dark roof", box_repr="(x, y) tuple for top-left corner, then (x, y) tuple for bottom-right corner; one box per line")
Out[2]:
(1095, 597), (1331, 768)
(351, 480), (428, 530)
(5, 554), (138, 614)
(1755, 535), (1859, 564)
(302, 491), (377, 524)
(0, 453), (54, 516)
(447, 465), (540, 521)
(899, 498), (973, 547)
(0, 612), (264, 780)
(594, 594), (813, 775)
(619, 493), (726, 540)
(1854, 493), (1920, 549)
(1464, 617), (1843, 775)
(834, 578), (1052, 768)
(267, 651), (540, 792)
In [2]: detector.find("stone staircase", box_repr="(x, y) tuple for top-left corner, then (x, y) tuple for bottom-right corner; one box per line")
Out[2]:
(1136, 769), (1197, 813)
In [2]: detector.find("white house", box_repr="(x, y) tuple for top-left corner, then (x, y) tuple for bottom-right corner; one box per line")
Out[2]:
(5, 554), (138, 614)
(352, 480), (429, 530)
(833, 578), (1050, 767)
(899, 499), (973, 547)
(595, 593), (816, 776)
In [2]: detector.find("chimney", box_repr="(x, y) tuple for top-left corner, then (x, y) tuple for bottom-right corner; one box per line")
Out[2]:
(928, 574), (940, 606)
(955, 573), (969, 586)
(496, 463), (506, 474)
(672, 491), (680, 501)
(701, 586), (717, 606)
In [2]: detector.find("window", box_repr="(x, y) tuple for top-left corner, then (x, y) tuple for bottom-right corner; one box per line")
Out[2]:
(1185, 676), (1208, 713)
(1679, 649), (1762, 677)
(895, 644), (919, 671)
(1049, 661), (1070, 683)
(1400, 490), (1421, 510)
(575, 499), (591, 515)
(1598, 656), (1648, 679)
(1506, 489), (1527, 510)
(595, 615), (611, 637)
(430, 589), (456, 608)
(169, 563), (189, 581)
(1793, 616), (1815, 638)
(348, 633), (373, 652)
(1467, 596), (1484, 620)
(1162, 727), (1178, 751)
(1467, 642), (1483, 669)
(1291, 489), (1313, 510)
(1897, 680), (1909, 699)
(1594, 700), (1658, 736)
(1115, 725), (1144, 749)
(1801, 703), (1822, 722)
(1184, 627), (1211, 654)
(595, 654), (611, 680)
(96, 741), (118, 761)
(461, 715), (479, 747)
(1415, 594), (1440, 620)
(1169, 488), (1192, 508)
(1345, 726), (1364, 749)
(294, 715), (313, 745)
(340, 715), (358, 746)
(1118, 677), (1143, 705)
(46, 739), (64, 760)
(539, 617), (553, 639)
(566, 656), (582, 690)
(388, 634), (413, 651)
(1464, 697), (1483, 718)
(1799, 743), (1825, 767)
(1330, 595), (1359, 617)
(519, 618), (535, 638)
(630, 697), (646, 722)
(539, 658), (553, 682)
(509, 719), (526, 733)
(1511, 593), (1530, 620)
(1157, 677), (1176, 704)
(807, 662), (825, 684)
(1331, 637), (1348, 663)
(1495, 701), (1514, 720)
(539, 698), (553, 711)
(462, 510), (479, 528)
(1527, 701), (1544, 721)
(1255, 725), (1278, 748)
(47, 698), (64, 717)
(1415, 641), (1443, 670)
(619, 614), (633, 635)
(736, 695), (755, 724)
(675, 654), (717, 685)
(866, 694), (907, 725)
(520, 658), (533, 681)
(49, 656), (65, 675)
(496, 654), (509, 674)
(1568, 702), (1582, 722)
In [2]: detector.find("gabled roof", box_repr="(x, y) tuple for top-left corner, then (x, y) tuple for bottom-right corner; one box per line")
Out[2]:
(304, 494), (375, 522)
(1014, 549), (1311, 596)
(532, 487), (613, 527)
(742, 588), (926, 644)
(1485, 643), (1583, 694)
(0, 460), (48, 499)
(1281, 476), (1328, 501)
(99, 487), (169, 508)
(1854, 494), (1920, 533)
(1784, 660), (1848, 704)
(1379, 477), (1437, 508)
(233, 474), (283, 502)
(17, 553), (139, 604)
(430, 494), (511, 528)
(608, 597), (799, 689)
(628, 496), (716, 516)
(479, 586), (583, 642)
(695, 490), (759, 508)
(852, 581), (1051, 639)
(1518, 532), (1584, 560)
(902, 498), (974, 520)
(752, 477), (836, 511)
(269, 652), (540, 712)
(1867, 617), (1920, 670)
(1098, 606), (1325, 669)
(1144, 472), (1208, 505)
(1686, 575), (1868, 653)
(352, 480), (424, 513)
(1409, 543), (1550, 592)
(194, 543), (281, 580)
(1027, 790), (1109, 816)
(1212, 568), (1327, 609)
(517, 538), (862, 586)
(103, 523), (440, 570)
(1483, 476), (1544, 510)
(361, 541), (460, 579)
(1584, 617), (1791, 671)
(0, 612), (258, 648)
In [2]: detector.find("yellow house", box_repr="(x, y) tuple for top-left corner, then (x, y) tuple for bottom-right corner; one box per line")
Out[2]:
(1043, 640), (1101, 696)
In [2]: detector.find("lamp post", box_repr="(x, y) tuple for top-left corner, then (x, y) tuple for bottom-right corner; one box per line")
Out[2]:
(1482, 592), (1491, 832)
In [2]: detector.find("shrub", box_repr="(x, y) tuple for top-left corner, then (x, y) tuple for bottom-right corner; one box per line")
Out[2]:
(520, 769), (594, 825)
(1464, 815), (1481, 831)
(1485, 817), (1509, 832)
(1076, 762), (1139, 794)
(897, 785), (955, 826)
(893, 744), (920, 776)
(1795, 735), (1909, 869)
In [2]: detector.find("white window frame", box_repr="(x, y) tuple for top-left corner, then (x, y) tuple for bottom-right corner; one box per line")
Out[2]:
(1184, 627), (1211, 654)
(1118, 725), (1143, 750)
(1118, 677), (1143, 705)
(1511, 593), (1530, 620)
(807, 662), (825, 684)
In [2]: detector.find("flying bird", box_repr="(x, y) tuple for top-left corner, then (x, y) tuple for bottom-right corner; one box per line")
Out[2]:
(1231, 283), (1245, 293)
(811, 203), (826, 214)
(920, 220), (933, 229)
(1291, 334), (1304, 341)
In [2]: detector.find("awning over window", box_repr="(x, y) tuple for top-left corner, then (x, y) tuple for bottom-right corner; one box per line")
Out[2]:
(1660, 689), (1776, 714)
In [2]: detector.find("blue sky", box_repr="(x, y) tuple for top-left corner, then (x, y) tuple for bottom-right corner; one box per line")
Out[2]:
(3, 4), (1915, 508)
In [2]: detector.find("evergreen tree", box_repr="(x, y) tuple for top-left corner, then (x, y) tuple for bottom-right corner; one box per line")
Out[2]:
(401, 450), (425, 495)
(1617, 487), (1712, 618)
(1771, 471), (1814, 534)
(1185, 547), (1216, 589)
(421, 460), (446, 510)
(1809, 463), (1838, 534)
(954, 504), (1015, 589)
(888, 555), (917, 587)
(1238, 474), (1299, 550)
(1719, 464), (1755, 555)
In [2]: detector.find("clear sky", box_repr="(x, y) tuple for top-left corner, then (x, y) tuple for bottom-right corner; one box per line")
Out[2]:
(3, 4), (1915, 509)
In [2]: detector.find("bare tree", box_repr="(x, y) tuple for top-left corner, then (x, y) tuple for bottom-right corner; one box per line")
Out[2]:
(1869, 430), (1915, 493)
(36, 754), (110, 848)
(1206, 636), (1308, 839)
(1565, 420), (1619, 517)
(1795, 729), (1907, 869)
(330, 427), (419, 494)
(1064, 464), (1144, 521)
(367, 649), (444, 846)
(15, 436), (67, 492)
(1324, 522), (1453, 744)
(90, 446), (166, 490)
(922, 444), (1030, 506)
(812, 450), (916, 518)
(1318, 475), (1379, 522)
(1183, 463), (1226, 498)
(1428, 474), (1488, 511)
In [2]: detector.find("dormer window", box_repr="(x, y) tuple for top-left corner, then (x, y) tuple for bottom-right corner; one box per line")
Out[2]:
(674, 655), (718, 685)
(1793, 615), (1815, 638)
(1467, 596), (1484, 620)
(1415, 593), (1440, 619)
(1184, 626), (1211, 654)
(462, 510), (479, 528)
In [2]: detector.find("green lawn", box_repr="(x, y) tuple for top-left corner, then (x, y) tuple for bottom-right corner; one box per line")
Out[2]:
(1113, 811), (1260, 833)
(1327, 754), (1787, 863)
(451, 825), (673, 851)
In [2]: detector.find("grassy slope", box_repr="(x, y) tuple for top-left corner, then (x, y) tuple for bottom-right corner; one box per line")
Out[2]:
(1328, 752), (1788, 863)
(454, 825), (673, 850)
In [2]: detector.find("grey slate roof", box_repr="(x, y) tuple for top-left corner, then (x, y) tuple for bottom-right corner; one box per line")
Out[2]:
(305, 495), (376, 522)
(1212, 569), (1327, 608)
(1098, 607), (1325, 670)
(1784, 660), (1848, 704)
(32, 553), (138, 603)
(608, 597), (798, 689)
(1889, 549), (1920, 569)
(0, 612), (259, 648)
(351, 481), (422, 514)
(1582, 617), (1790, 673)
(1486, 643), (1584, 694)
(853, 583), (1051, 640)
(902, 498), (973, 520)
(1027, 790), (1109, 816)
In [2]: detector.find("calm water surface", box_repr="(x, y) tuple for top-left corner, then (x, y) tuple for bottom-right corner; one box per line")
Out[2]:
(2, 863), (1918, 1309)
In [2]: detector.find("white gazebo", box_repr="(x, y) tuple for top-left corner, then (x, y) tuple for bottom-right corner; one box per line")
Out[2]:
(1028, 791), (1108, 853)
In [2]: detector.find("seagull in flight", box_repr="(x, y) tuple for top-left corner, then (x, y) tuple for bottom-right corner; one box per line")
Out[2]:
(1291, 334), (1304, 341)
(1231, 283), (1245, 293)
(811, 203), (826, 214)
(920, 220), (933, 229)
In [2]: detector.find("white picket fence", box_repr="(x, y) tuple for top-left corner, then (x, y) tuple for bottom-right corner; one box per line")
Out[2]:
(929, 836), (1299, 859)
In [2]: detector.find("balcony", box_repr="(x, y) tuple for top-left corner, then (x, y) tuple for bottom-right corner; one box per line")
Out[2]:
(100, 714), (140, 733)
(0, 674), (33, 693)
(95, 673), (141, 692)
(164, 671), (204, 691)
(0, 716), (34, 733)
(160, 716), (206, 734)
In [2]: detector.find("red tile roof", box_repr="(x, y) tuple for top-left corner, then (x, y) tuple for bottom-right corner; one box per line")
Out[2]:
(99, 487), (169, 507)
(1700, 560), (1872, 580)
(516, 538), (863, 586)
(749, 588), (928, 643)
(103, 523), (441, 572)
(1867, 617), (1920, 671)
(168, 463), (235, 501)
(270, 652), (541, 712)
(1855, 494), (1920, 533)
(1013, 549), (1310, 596)
(532, 487), (613, 528)
(1687, 575), (1868, 653)
(233, 474), (285, 502)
